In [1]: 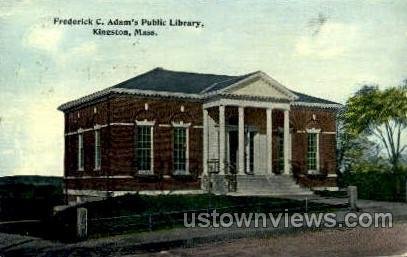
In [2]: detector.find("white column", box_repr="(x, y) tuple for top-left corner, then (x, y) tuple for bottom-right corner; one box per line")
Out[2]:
(245, 129), (250, 174)
(203, 109), (208, 175)
(266, 108), (273, 175)
(238, 106), (245, 174)
(219, 105), (226, 174)
(283, 109), (290, 174)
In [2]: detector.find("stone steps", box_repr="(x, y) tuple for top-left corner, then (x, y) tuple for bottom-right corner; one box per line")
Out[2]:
(232, 175), (313, 196)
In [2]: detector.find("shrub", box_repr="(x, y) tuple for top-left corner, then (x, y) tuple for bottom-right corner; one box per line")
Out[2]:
(342, 166), (407, 202)
(0, 184), (64, 220)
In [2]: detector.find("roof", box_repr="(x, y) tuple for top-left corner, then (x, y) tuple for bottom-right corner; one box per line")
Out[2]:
(58, 67), (342, 111)
(112, 67), (253, 94)
(291, 91), (340, 105)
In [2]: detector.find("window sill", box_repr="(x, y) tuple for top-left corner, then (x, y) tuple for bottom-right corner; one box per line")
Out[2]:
(133, 173), (160, 182)
(307, 170), (320, 175)
(138, 170), (154, 175)
(173, 170), (190, 176)
(171, 173), (195, 181)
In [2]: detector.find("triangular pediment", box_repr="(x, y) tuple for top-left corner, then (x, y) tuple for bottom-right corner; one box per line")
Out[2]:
(221, 72), (298, 100)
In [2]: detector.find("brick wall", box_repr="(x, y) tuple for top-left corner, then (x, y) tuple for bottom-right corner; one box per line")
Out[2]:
(109, 96), (203, 177)
(64, 95), (204, 191)
(64, 99), (110, 178)
(290, 106), (337, 187)
(290, 106), (337, 173)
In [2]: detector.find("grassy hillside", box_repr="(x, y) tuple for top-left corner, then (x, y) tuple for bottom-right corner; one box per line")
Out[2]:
(0, 175), (63, 186)
(0, 175), (64, 221)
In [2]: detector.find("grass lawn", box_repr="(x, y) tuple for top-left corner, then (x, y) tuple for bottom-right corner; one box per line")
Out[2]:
(50, 194), (343, 240)
(82, 194), (304, 218)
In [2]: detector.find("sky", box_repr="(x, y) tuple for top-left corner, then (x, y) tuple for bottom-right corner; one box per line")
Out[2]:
(0, 0), (406, 176)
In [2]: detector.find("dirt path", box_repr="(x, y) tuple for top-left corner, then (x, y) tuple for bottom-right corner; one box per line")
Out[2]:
(133, 223), (407, 257)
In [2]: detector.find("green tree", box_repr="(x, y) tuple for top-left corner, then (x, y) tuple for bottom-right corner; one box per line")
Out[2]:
(344, 83), (407, 172)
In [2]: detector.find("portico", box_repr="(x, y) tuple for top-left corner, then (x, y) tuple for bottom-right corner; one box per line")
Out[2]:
(199, 74), (302, 197)
(202, 99), (291, 177)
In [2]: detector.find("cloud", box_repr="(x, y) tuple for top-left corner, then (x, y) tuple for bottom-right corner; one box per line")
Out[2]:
(294, 22), (359, 59)
(23, 25), (63, 52)
(70, 42), (97, 56)
(23, 23), (98, 66)
(55, 41), (98, 64)
(0, 0), (33, 19)
(1, 149), (15, 155)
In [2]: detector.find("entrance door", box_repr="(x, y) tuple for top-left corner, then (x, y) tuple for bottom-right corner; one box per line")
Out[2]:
(228, 130), (238, 173)
(227, 129), (257, 174)
(247, 131), (255, 174)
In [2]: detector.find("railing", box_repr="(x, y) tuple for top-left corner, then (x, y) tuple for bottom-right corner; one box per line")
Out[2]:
(205, 159), (220, 193)
(207, 159), (220, 174)
(206, 159), (238, 193)
(225, 161), (237, 192)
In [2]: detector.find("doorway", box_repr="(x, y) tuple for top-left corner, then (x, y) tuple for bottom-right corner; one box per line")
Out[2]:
(228, 130), (238, 173)
(226, 127), (256, 174)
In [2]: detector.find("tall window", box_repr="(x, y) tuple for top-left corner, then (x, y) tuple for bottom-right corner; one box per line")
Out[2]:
(136, 125), (153, 173)
(78, 133), (84, 170)
(173, 127), (188, 173)
(307, 133), (318, 171)
(94, 130), (101, 170)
